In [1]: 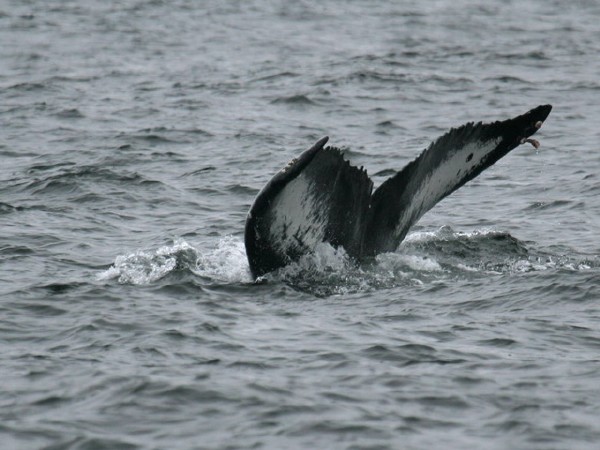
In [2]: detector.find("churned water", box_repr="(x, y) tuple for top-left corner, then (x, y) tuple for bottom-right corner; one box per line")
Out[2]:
(1, 1), (600, 449)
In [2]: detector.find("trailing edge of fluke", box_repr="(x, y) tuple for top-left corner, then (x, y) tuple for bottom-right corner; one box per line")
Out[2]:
(245, 105), (552, 278)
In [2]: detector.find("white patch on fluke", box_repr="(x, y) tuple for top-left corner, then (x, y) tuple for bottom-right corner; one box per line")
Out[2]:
(397, 137), (501, 238)
(268, 171), (328, 255)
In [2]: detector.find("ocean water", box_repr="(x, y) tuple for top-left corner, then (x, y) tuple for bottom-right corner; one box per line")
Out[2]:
(1, 0), (600, 449)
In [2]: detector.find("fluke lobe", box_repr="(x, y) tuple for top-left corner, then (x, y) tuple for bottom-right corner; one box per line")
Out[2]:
(245, 105), (552, 278)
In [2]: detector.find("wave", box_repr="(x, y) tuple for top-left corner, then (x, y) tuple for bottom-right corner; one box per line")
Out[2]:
(270, 94), (317, 106)
(98, 228), (598, 296)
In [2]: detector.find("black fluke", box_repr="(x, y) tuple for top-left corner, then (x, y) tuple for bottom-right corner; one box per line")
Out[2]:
(245, 105), (552, 277)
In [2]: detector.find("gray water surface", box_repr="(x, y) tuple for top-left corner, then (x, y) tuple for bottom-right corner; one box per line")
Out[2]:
(2, 1), (600, 449)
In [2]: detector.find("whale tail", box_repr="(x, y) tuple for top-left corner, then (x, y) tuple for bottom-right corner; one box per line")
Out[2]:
(245, 105), (552, 277)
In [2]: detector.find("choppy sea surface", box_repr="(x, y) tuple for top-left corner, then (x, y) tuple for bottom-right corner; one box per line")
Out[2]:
(2, 1), (600, 449)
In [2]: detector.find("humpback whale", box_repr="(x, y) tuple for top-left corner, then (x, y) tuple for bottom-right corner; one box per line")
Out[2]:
(245, 105), (552, 278)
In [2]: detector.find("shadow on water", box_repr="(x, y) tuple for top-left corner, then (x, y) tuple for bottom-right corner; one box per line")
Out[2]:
(98, 227), (599, 298)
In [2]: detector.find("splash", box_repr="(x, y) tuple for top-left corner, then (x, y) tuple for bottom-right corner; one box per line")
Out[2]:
(98, 228), (597, 294)
(193, 236), (253, 283)
(98, 237), (253, 285)
(265, 242), (445, 296)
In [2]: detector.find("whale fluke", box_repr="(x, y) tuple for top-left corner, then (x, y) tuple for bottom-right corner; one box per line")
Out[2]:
(245, 105), (552, 277)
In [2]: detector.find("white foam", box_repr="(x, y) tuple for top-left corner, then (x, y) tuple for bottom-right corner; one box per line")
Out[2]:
(98, 237), (253, 285)
(404, 226), (500, 244)
(193, 236), (253, 283)
(456, 263), (479, 272)
(376, 252), (443, 272)
(97, 242), (185, 285)
(403, 229), (442, 243)
(278, 242), (352, 277)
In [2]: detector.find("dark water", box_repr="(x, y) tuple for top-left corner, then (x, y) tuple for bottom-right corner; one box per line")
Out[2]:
(2, 1), (600, 448)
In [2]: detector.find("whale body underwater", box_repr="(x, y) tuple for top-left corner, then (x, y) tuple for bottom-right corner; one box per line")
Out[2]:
(244, 105), (552, 278)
